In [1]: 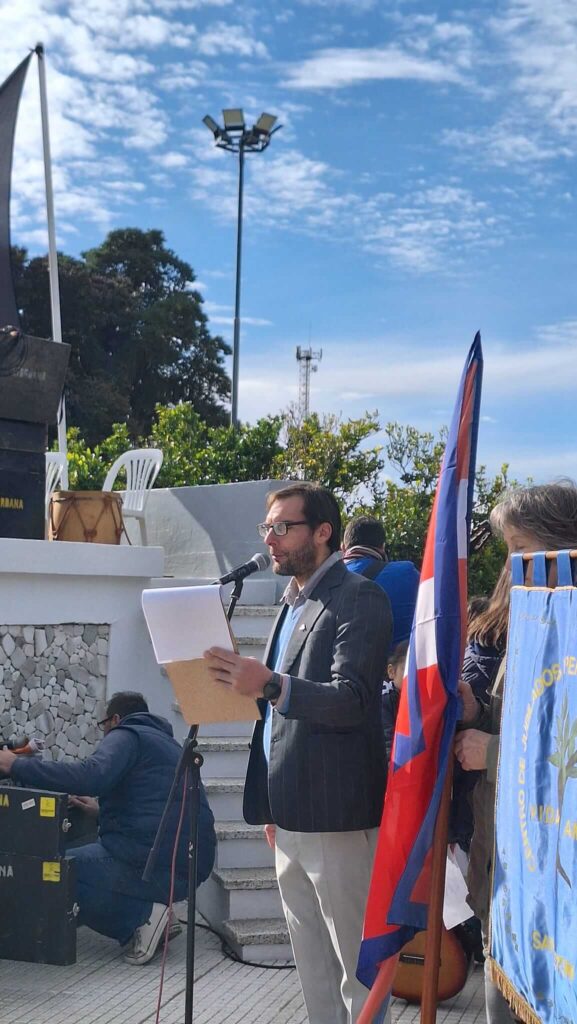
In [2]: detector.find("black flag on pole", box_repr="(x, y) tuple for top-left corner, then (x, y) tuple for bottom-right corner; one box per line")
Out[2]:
(0, 53), (32, 330)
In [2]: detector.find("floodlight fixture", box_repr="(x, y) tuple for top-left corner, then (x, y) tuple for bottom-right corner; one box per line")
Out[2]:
(201, 107), (282, 427)
(202, 114), (221, 139)
(254, 112), (278, 136)
(222, 108), (245, 131)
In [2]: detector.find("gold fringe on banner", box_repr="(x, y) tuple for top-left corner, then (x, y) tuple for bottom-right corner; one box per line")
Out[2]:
(487, 957), (543, 1024)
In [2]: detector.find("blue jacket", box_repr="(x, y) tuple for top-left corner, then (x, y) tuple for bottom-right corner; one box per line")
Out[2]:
(344, 556), (420, 648)
(11, 712), (216, 887)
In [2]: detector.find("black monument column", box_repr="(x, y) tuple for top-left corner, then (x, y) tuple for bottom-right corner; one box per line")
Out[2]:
(0, 327), (70, 540)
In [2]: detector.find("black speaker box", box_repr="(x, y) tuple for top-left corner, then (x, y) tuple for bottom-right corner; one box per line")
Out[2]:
(0, 333), (70, 425)
(0, 853), (77, 964)
(0, 786), (70, 857)
(0, 449), (45, 539)
(0, 420), (46, 453)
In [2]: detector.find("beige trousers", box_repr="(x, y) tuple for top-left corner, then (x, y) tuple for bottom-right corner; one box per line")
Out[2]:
(275, 827), (392, 1024)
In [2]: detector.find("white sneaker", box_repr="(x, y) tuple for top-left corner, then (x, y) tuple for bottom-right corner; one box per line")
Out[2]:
(168, 910), (183, 940)
(123, 904), (169, 965)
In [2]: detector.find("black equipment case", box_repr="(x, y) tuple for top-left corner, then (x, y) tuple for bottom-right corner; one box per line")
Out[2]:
(0, 852), (77, 965)
(0, 786), (70, 857)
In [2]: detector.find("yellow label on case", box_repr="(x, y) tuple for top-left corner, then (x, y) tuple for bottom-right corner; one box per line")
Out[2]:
(42, 862), (61, 883)
(40, 797), (56, 817)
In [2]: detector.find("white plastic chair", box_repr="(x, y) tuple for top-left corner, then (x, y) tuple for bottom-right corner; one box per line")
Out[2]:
(45, 451), (67, 519)
(102, 448), (163, 545)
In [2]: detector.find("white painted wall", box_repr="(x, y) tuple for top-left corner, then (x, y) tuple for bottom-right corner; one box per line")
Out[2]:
(122, 478), (290, 602)
(0, 479), (292, 741)
(0, 539), (185, 733)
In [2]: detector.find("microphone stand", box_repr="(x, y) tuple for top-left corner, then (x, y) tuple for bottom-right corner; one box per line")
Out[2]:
(143, 579), (243, 1024)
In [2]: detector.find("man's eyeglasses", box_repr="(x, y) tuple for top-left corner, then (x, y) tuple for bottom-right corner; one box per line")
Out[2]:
(257, 520), (309, 539)
(97, 716), (113, 730)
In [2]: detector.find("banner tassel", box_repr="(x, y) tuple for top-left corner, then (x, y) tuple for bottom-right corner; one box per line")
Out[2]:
(487, 956), (542, 1024)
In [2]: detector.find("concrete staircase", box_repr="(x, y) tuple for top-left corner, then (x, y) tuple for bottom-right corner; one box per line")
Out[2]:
(194, 604), (294, 963)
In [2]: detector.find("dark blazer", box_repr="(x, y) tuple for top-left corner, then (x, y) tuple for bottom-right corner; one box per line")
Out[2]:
(243, 560), (392, 832)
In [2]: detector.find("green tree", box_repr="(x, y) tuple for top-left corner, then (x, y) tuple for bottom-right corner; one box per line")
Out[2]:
(468, 465), (510, 596)
(13, 229), (231, 445)
(377, 422), (445, 565)
(351, 422), (512, 596)
(149, 404), (283, 487)
(65, 422), (133, 490)
(273, 410), (385, 514)
(61, 402), (514, 599)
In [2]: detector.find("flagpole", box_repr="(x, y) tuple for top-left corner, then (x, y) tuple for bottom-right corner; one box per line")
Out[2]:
(35, 42), (68, 489)
(356, 954), (400, 1024)
(420, 757), (454, 1023)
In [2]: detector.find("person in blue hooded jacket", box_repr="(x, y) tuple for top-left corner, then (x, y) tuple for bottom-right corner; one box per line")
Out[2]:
(0, 691), (216, 965)
(342, 515), (419, 648)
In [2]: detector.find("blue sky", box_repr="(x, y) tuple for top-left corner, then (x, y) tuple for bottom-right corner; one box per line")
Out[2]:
(1, 0), (576, 483)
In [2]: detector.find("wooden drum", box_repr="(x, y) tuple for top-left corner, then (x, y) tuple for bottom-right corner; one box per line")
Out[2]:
(49, 491), (125, 544)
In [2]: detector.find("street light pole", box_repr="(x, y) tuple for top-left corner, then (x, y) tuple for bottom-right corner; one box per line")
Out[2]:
(202, 110), (281, 428)
(231, 138), (245, 429)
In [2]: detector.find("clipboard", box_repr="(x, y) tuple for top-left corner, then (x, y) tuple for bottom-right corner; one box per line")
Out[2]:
(142, 585), (259, 724)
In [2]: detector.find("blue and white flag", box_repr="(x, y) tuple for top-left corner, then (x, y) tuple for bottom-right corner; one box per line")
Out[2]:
(356, 334), (483, 1021)
(490, 551), (577, 1024)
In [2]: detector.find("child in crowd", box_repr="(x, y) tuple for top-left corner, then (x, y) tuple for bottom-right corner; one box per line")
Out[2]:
(381, 639), (408, 761)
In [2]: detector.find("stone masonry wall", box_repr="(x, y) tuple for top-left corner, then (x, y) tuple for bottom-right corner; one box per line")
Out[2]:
(0, 624), (109, 761)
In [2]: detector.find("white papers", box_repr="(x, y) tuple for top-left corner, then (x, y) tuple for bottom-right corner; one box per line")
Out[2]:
(142, 585), (233, 664)
(443, 848), (472, 930)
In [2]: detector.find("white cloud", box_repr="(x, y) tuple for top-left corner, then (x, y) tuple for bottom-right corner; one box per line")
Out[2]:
(357, 184), (503, 273)
(154, 0), (232, 7)
(196, 22), (269, 58)
(534, 319), (577, 345)
(491, 0), (577, 138)
(154, 151), (190, 169)
(282, 45), (465, 90)
(203, 301), (273, 327)
(157, 60), (208, 90)
(296, 0), (376, 8)
(239, 321), (577, 423)
(443, 123), (574, 168)
(190, 138), (504, 274)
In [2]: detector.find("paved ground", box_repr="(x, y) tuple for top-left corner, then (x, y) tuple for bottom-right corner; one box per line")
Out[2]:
(1, 914), (486, 1024)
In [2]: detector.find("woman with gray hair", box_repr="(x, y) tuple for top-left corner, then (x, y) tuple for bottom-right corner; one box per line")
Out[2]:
(455, 479), (577, 1024)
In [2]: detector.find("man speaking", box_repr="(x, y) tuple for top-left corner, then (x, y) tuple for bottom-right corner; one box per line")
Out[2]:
(204, 483), (392, 1024)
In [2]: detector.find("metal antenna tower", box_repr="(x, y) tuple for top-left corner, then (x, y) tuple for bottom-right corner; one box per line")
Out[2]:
(296, 346), (322, 420)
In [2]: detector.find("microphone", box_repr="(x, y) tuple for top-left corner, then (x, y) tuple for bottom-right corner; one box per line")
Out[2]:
(217, 552), (271, 586)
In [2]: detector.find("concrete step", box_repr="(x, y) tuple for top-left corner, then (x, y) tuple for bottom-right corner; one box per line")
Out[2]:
(214, 821), (274, 869)
(221, 916), (293, 964)
(202, 778), (243, 819)
(174, 909), (293, 962)
(196, 736), (250, 778)
(198, 719), (255, 739)
(197, 866), (284, 924)
(231, 606), (278, 639)
(204, 778), (245, 820)
(236, 640), (267, 662)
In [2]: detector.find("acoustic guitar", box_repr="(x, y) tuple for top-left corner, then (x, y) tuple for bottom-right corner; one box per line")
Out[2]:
(392, 924), (473, 1004)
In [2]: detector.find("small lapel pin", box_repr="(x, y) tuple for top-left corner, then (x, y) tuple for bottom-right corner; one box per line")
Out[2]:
(299, 623), (307, 631)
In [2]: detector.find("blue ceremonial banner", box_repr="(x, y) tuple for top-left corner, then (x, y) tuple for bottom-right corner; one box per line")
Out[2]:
(489, 551), (577, 1024)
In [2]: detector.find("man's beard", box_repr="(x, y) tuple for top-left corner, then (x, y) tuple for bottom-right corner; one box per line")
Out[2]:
(272, 537), (318, 579)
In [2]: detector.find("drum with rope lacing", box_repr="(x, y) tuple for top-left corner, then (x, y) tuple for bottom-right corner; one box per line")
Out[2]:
(49, 490), (127, 544)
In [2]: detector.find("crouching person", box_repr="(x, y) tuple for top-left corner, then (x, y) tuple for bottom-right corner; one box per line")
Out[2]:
(0, 691), (216, 965)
